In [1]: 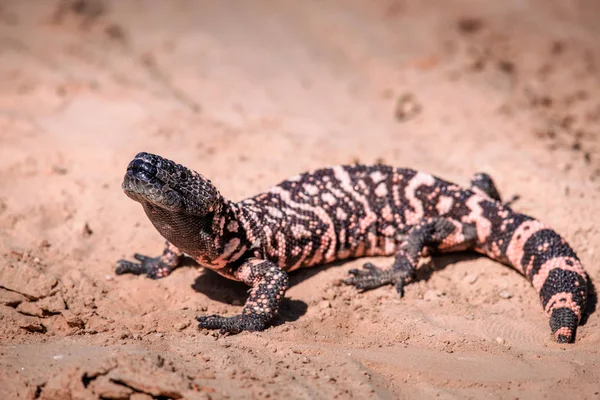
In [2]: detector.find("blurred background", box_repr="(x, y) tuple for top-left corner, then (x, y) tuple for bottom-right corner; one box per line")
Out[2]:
(1, 1), (600, 398)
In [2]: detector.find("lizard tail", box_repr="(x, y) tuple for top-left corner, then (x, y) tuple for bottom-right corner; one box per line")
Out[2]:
(480, 212), (587, 343)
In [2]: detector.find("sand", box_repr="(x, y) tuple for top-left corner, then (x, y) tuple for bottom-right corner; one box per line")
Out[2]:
(1, 0), (599, 398)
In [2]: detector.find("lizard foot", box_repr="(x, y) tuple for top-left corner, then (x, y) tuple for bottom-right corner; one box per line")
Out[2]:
(115, 253), (172, 279)
(343, 262), (411, 297)
(196, 314), (267, 335)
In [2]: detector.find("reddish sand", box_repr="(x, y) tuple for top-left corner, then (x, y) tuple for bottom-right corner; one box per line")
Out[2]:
(1, 1), (599, 398)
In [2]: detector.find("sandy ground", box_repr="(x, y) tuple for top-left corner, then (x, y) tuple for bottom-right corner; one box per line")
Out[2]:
(1, 0), (600, 398)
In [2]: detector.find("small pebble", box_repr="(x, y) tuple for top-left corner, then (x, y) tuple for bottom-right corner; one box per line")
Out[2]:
(394, 93), (422, 121)
(82, 223), (93, 237)
(496, 337), (505, 345)
(498, 289), (512, 299)
(464, 274), (478, 284)
(174, 322), (190, 331)
(319, 300), (332, 309)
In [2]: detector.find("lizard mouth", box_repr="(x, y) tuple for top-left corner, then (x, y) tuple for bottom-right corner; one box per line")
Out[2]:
(122, 156), (185, 210)
(126, 158), (160, 183)
(122, 152), (220, 216)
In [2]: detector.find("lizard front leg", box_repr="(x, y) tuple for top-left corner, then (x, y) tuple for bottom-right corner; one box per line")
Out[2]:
(116, 241), (183, 279)
(197, 258), (289, 334)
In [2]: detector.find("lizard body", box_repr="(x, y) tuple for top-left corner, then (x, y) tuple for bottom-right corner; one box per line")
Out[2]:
(117, 152), (588, 343)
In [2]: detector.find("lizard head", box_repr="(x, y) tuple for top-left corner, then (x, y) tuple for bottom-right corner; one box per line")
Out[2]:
(122, 152), (221, 216)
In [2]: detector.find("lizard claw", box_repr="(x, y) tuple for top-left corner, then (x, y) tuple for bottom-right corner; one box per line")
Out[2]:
(133, 253), (154, 263)
(343, 262), (411, 295)
(395, 278), (406, 298)
(363, 262), (379, 271)
(343, 263), (393, 291)
(348, 262), (383, 277)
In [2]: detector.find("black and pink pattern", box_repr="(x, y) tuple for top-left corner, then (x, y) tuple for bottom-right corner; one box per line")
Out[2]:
(117, 153), (588, 343)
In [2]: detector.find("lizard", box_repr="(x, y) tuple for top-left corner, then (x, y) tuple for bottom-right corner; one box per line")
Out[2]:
(116, 152), (588, 343)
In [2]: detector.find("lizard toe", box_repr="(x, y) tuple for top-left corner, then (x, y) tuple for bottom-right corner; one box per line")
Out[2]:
(115, 256), (170, 279)
(133, 253), (153, 262)
(115, 260), (143, 275)
(197, 314), (266, 334)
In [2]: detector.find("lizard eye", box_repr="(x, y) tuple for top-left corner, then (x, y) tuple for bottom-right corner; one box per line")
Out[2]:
(179, 171), (188, 181)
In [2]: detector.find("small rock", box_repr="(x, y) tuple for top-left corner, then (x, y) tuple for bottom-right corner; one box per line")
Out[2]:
(498, 290), (512, 299)
(105, 23), (127, 42)
(52, 354), (64, 361)
(0, 289), (26, 307)
(498, 60), (515, 74)
(457, 17), (483, 34)
(82, 222), (93, 237)
(119, 330), (131, 340)
(174, 322), (190, 331)
(38, 294), (66, 314)
(496, 337), (505, 345)
(62, 310), (85, 328)
(16, 302), (45, 317)
(319, 300), (332, 309)
(464, 274), (478, 284)
(394, 93), (422, 122)
(20, 321), (46, 333)
(51, 165), (68, 175)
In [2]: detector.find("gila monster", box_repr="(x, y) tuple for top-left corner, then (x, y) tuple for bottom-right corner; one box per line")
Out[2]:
(116, 152), (588, 343)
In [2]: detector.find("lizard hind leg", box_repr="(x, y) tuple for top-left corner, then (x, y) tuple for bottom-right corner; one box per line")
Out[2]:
(344, 218), (477, 297)
(470, 172), (520, 208)
(197, 258), (289, 334)
(470, 172), (502, 202)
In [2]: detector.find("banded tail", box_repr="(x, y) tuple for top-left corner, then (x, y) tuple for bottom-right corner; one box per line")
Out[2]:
(477, 205), (587, 343)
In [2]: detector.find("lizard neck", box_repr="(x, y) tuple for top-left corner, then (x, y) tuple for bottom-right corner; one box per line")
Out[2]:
(141, 194), (234, 261)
